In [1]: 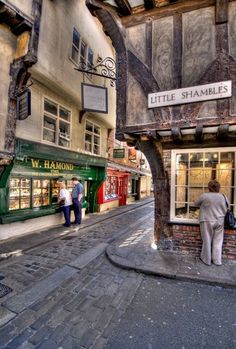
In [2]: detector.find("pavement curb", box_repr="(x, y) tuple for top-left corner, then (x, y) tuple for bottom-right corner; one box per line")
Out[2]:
(106, 245), (236, 289)
(0, 198), (154, 262)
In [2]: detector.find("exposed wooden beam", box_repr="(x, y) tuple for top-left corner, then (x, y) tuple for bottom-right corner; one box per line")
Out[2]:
(171, 127), (182, 144)
(144, 0), (156, 10)
(114, 0), (132, 15)
(217, 124), (229, 140)
(215, 0), (228, 24)
(122, 0), (215, 27)
(195, 125), (204, 143)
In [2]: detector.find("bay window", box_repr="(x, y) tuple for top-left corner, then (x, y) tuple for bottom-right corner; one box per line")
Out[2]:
(171, 148), (236, 222)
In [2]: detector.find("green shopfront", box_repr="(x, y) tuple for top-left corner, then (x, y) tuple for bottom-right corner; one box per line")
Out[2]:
(0, 139), (106, 239)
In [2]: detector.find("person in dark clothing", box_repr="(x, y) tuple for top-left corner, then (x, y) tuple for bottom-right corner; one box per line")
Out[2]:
(71, 177), (83, 225)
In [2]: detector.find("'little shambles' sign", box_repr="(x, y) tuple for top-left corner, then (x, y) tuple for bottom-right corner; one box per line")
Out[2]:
(148, 80), (232, 108)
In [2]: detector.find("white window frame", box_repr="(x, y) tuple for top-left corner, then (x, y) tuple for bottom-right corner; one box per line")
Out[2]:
(71, 28), (80, 64)
(171, 147), (236, 223)
(84, 120), (101, 155)
(42, 97), (71, 148)
(71, 27), (93, 68)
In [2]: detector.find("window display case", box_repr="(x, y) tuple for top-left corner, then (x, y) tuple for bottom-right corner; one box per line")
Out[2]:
(105, 176), (118, 200)
(33, 179), (50, 207)
(9, 178), (31, 211)
(9, 177), (58, 211)
(52, 179), (60, 204)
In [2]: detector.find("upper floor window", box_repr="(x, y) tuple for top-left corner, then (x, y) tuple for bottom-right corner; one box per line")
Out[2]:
(43, 98), (71, 148)
(71, 28), (93, 68)
(85, 120), (101, 155)
(72, 28), (80, 63)
(171, 148), (236, 222)
(87, 48), (94, 68)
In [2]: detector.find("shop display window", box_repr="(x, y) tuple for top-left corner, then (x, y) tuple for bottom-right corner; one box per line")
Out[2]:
(66, 180), (74, 194)
(171, 148), (236, 221)
(105, 176), (118, 200)
(52, 179), (60, 204)
(9, 177), (61, 211)
(33, 179), (50, 207)
(9, 178), (31, 211)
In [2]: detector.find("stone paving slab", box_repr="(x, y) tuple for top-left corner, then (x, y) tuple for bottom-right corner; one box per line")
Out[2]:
(68, 243), (108, 269)
(2, 265), (78, 313)
(0, 306), (16, 327)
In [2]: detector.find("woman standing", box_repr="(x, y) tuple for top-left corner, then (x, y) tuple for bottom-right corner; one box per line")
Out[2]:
(195, 179), (228, 266)
(58, 181), (72, 227)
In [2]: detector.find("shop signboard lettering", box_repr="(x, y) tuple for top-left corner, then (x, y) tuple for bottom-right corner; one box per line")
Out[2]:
(31, 159), (74, 171)
(113, 148), (125, 158)
(148, 80), (232, 108)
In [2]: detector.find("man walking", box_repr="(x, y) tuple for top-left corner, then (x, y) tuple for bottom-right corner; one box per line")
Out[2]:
(71, 177), (83, 225)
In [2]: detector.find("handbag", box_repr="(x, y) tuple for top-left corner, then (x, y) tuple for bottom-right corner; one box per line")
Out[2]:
(59, 198), (65, 206)
(222, 194), (235, 229)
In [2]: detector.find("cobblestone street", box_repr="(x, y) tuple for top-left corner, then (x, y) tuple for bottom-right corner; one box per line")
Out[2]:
(0, 201), (152, 348)
(0, 199), (235, 349)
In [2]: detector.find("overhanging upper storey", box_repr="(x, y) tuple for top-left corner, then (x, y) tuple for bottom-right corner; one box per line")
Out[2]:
(87, 0), (236, 148)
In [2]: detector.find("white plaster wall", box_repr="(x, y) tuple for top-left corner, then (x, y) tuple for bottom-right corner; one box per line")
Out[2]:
(7, 0), (33, 20)
(0, 25), (16, 152)
(31, 0), (116, 129)
(16, 80), (109, 157)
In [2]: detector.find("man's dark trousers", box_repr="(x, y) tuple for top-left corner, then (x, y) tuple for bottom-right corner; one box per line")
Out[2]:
(72, 198), (82, 224)
(62, 205), (71, 227)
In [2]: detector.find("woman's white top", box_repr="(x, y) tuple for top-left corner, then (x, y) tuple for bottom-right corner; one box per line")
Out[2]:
(59, 189), (72, 206)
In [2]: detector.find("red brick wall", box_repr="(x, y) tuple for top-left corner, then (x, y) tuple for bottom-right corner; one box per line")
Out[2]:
(172, 225), (236, 260)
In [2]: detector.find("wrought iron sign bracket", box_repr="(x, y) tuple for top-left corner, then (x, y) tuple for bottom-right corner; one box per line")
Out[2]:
(75, 56), (116, 87)
(79, 109), (87, 124)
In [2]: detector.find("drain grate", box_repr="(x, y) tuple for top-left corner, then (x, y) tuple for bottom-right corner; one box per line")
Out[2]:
(0, 283), (13, 298)
(61, 236), (76, 241)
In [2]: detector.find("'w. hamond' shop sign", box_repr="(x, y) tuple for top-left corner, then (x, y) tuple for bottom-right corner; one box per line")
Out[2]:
(148, 80), (232, 108)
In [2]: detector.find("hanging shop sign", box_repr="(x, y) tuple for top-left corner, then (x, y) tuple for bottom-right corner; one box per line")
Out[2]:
(148, 80), (232, 108)
(17, 89), (31, 120)
(128, 148), (137, 161)
(82, 83), (108, 113)
(113, 148), (125, 158)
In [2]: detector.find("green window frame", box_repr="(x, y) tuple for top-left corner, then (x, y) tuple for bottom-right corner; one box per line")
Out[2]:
(9, 177), (60, 211)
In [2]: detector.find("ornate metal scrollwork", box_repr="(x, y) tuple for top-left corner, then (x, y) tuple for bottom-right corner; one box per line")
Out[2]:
(75, 56), (116, 87)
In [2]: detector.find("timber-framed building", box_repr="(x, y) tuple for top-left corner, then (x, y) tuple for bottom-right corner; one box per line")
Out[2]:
(87, 0), (236, 260)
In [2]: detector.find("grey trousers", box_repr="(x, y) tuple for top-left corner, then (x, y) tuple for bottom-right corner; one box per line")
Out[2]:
(200, 219), (224, 265)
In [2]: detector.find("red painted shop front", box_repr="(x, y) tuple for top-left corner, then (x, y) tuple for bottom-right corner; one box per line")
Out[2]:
(97, 168), (128, 209)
